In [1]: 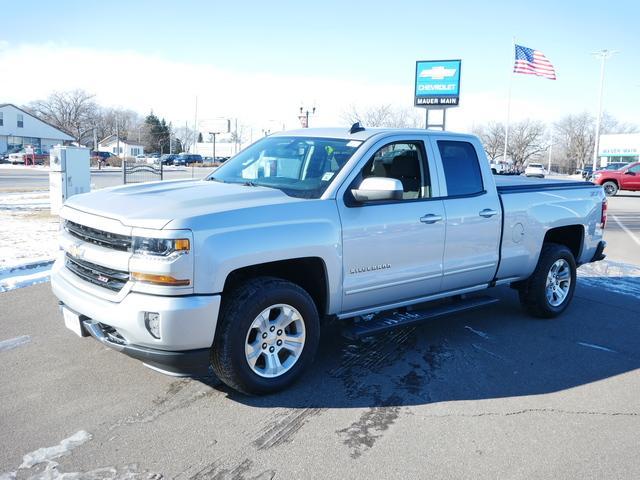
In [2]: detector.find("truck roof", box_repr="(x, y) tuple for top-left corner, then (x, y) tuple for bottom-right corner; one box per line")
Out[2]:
(271, 127), (474, 142)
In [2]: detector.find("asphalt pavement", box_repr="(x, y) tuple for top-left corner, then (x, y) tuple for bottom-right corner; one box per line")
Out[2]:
(1, 262), (640, 478)
(1, 172), (639, 478)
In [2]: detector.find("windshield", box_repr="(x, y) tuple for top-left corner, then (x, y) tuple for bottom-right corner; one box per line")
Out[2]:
(207, 136), (362, 199)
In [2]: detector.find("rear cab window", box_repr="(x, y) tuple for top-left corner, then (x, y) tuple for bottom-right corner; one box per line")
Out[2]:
(437, 140), (484, 197)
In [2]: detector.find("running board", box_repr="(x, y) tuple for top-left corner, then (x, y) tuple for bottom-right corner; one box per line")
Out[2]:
(342, 295), (499, 340)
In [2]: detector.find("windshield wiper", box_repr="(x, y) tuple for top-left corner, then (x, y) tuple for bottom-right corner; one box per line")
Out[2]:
(242, 181), (258, 187)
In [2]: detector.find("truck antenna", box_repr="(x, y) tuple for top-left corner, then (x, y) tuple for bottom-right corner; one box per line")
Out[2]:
(349, 122), (365, 134)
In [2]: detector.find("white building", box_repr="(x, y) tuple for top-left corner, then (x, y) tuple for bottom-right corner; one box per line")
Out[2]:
(0, 103), (74, 155)
(98, 135), (144, 158)
(598, 133), (640, 165)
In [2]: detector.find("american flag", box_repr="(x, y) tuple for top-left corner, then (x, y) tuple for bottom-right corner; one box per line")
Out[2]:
(513, 44), (556, 80)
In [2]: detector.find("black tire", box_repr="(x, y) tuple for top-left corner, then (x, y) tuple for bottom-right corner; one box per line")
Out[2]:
(602, 181), (618, 197)
(518, 243), (577, 319)
(211, 277), (320, 395)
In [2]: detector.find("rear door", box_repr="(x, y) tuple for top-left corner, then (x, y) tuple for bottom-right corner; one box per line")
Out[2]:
(429, 137), (502, 291)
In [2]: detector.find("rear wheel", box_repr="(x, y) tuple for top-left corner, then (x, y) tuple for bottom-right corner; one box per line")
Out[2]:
(602, 181), (618, 196)
(518, 243), (577, 318)
(211, 277), (320, 395)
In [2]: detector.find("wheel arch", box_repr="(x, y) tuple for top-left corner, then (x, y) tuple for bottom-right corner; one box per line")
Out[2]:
(222, 257), (330, 317)
(543, 225), (584, 261)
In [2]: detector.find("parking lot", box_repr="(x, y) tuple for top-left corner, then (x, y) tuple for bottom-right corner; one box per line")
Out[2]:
(1, 188), (639, 478)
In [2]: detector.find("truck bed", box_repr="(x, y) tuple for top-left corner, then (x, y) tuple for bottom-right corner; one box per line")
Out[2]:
(494, 175), (594, 193)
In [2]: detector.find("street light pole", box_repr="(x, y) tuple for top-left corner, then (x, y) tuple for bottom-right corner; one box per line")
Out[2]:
(592, 49), (617, 172)
(299, 105), (316, 128)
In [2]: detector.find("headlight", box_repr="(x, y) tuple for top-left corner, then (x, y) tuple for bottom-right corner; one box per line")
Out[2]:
(132, 237), (190, 257)
(593, 173), (601, 179)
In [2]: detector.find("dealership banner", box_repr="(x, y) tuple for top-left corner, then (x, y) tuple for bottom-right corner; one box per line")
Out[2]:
(414, 60), (461, 107)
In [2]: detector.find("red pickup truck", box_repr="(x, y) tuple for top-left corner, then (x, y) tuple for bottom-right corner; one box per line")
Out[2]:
(593, 161), (640, 196)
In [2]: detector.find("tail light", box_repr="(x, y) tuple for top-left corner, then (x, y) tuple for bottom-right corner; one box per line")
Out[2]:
(601, 199), (607, 229)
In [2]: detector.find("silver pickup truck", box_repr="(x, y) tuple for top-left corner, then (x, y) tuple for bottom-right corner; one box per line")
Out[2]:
(51, 126), (607, 394)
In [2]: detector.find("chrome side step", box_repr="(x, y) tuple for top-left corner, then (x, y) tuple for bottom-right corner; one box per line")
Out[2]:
(342, 295), (499, 340)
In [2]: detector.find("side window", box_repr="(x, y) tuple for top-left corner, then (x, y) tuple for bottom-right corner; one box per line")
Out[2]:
(437, 140), (484, 196)
(359, 142), (429, 200)
(628, 164), (640, 173)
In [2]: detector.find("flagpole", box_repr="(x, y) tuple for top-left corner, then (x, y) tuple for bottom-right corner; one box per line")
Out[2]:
(503, 37), (515, 163)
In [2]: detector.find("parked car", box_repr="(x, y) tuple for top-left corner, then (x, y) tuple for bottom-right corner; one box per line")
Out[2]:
(91, 151), (116, 165)
(581, 166), (593, 180)
(9, 148), (48, 165)
(599, 162), (630, 172)
(524, 163), (546, 178)
(592, 161), (640, 196)
(173, 154), (203, 166)
(159, 154), (179, 165)
(52, 127), (607, 395)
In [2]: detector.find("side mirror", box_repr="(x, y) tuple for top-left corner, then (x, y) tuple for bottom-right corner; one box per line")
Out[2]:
(624, 170), (635, 176)
(351, 177), (403, 202)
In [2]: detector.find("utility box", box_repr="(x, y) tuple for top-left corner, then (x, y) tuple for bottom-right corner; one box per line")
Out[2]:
(50, 146), (91, 215)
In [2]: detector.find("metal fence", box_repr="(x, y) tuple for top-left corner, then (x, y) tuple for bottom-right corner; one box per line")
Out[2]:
(123, 161), (163, 184)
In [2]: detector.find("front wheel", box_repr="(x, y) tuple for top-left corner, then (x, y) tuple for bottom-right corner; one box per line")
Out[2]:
(211, 277), (320, 395)
(602, 181), (618, 197)
(518, 243), (577, 318)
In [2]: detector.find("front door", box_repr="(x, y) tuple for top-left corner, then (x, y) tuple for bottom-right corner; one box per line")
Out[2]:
(621, 163), (640, 190)
(337, 139), (446, 313)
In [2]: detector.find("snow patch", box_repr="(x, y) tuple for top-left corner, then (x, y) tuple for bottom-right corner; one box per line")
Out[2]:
(578, 260), (640, 299)
(464, 325), (491, 340)
(0, 335), (31, 353)
(20, 430), (92, 469)
(0, 190), (58, 274)
(0, 261), (53, 293)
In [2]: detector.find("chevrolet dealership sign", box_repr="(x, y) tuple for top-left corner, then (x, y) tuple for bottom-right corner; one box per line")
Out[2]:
(415, 60), (461, 106)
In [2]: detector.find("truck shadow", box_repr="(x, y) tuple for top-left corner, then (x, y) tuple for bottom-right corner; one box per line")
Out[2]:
(198, 277), (640, 409)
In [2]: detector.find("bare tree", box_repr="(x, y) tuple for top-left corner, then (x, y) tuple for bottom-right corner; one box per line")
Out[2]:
(472, 122), (505, 161)
(25, 90), (99, 145)
(553, 112), (595, 172)
(95, 108), (143, 145)
(507, 119), (547, 168)
(341, 104), (421, 128)
(175, 125), (197, 153)
(601, 112), (639, 134)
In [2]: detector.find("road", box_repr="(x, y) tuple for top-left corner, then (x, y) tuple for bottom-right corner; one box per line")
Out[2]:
(602, 192), (640, 265)
(0, 166), (210, 191)
(1, 172), (639, 478)
(2, 265), (640, 478)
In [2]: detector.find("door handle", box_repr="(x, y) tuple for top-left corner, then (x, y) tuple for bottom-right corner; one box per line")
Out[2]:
(420, 214), (443, 224)
(479, 208), (498, 218)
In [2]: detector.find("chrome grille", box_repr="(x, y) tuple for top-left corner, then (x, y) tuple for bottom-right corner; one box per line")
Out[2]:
(65, 254), (129, 292)
(64, 220), (131, 252)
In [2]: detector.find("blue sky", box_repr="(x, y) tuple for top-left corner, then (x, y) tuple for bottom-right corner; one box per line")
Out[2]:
(1, 0), (638, 131)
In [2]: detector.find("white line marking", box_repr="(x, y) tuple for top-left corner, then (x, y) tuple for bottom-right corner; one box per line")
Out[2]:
(611, 214), (640, 246)
(0, 335), (31, 353)
(577, 342), (617, 353)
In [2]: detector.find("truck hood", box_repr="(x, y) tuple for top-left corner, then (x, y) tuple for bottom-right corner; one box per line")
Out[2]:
(64, 179), (299, 230)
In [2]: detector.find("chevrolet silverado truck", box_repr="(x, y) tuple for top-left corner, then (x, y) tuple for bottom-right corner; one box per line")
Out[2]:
(51, 126), (607, 395)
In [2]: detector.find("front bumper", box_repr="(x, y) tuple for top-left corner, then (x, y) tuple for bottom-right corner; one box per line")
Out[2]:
(51, 258), (221, 375)
(81, 318), (211, 375)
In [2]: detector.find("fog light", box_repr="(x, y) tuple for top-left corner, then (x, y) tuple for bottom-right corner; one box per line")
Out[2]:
(144, 312), (161, 339)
